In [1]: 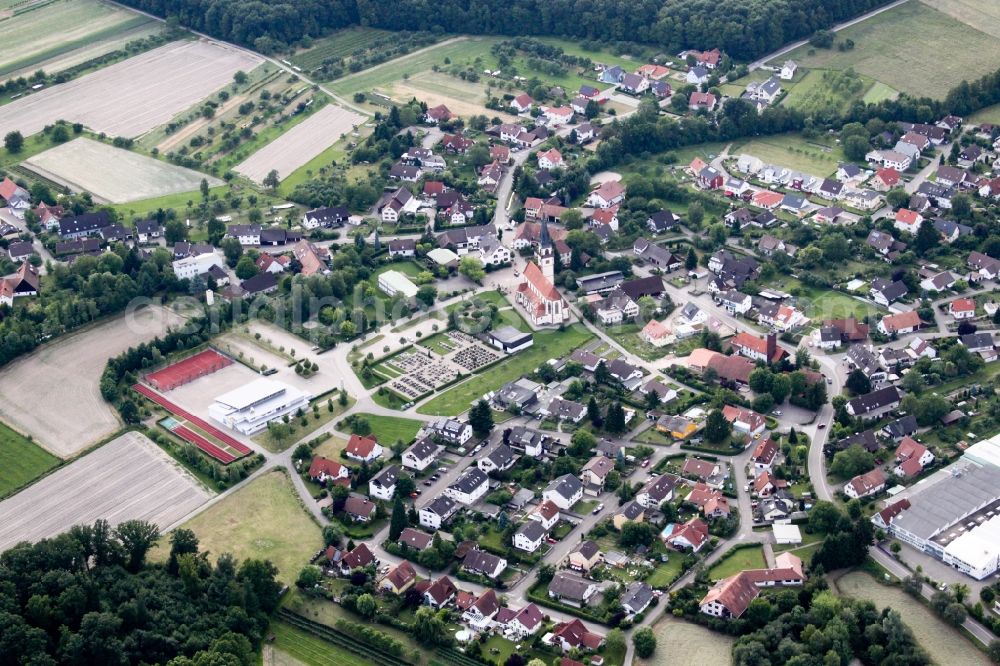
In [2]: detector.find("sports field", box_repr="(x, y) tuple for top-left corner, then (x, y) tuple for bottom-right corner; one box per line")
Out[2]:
(0, 431), (210, 553)
(0, 40), (262, 138)
(0, 304), (183, 457)
(23, 137), (222, 203)
(775, 1), (1000, 98)
(0, 0), (159, 79)
(234, 104), (365, 184)
(165, 470), (322, 583)
(0, 420), (59, 498)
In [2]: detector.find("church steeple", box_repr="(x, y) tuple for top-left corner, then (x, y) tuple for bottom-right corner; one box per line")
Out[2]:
(537, 217), (554, 281)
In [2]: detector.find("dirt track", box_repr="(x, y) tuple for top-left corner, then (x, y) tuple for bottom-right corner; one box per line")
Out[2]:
(0, 40), (262, 138)
(0, 304), (183, 457)
(0, 431), (210, 552)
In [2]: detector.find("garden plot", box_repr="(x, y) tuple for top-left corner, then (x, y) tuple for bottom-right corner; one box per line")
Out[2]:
(0, 431), (210, 553)
(0, 304), (182, 458)
(23, 137), (221, 204)
(234, 104), (365, 184)
(0, 40), (262, 138)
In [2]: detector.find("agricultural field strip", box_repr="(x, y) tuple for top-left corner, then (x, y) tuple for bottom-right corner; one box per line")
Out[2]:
(0, 304), (182, 457)
(921, 0), (1000, 39)
(0, 0), (143, 73)
(235, 104), (365, 183)
(0, 432), (210, 553)
(0, 40), (262, 138)
(290, 27), (395, 70)
(23, 138), (222, 204)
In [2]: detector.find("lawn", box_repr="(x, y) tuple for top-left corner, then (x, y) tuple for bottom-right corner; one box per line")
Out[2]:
(773, 530), (825, 552)
(572, 499), (599, 514)
(314, 435), (350, 459)
(416, 324), (594, 416)
(604, 323), (669, 362)
(732, 133), (844, 177)
(0, 420), (59, 498)
(353, 413), (423, 445)
(708, 545), (767, 580)
(252, 395), (355, 452)
(774, 0), (1000, 98)
(645, 557), (683, 588)
(804, 288), (878, 322)
(159, 470), (322, 583)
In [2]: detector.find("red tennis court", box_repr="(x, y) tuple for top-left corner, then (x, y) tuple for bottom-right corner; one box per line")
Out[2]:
(173, 425), (236, 464)
(145, 349), (233, 391)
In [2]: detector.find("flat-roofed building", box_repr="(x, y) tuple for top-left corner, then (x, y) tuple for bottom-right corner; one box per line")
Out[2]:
(209, 378), (311, 435)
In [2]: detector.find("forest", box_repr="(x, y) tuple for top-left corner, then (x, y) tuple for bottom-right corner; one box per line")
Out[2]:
(0, 521), (281, 665)
(117, 0), (892, 61)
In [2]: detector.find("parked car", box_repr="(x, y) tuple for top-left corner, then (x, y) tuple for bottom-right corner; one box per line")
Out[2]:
(592, 503), (604, 515)
(817, 423), (827, 429)
(641, 458), (650, 468)
(422, 480), (432, 486)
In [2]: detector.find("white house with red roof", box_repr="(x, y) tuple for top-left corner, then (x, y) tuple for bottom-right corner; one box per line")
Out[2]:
(537, 148), (564, 170)
(586, 180), (626, 208)
(950, 298), (976, 320)
(664, 517), (710, 552)
(308, 456), (351, 486)
(844, 468), (886, 499)
(510, 93), (534, 113)
(589, 207), (619, 231)
(425, 105), (453, 124)
(0, 177), (30, 218)
(722, 405), (766, 437)
(688, 91), (717, 111)
(543, 106), (574, 125)
(893, 436), (934, 477)
(345, 434), (383, 462)
(730, 331), (785, 364)
(871, 167), (900, 191)
(750, 437), (780, 472)
(893, 208), (924, 235)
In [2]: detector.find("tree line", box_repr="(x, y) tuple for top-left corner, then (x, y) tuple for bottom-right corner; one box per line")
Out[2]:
(0, 521), (281, 665)
(116, 0), (893, 60)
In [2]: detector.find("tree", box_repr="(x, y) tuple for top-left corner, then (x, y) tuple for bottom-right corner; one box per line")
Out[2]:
(901, 394), (951, 426)
(114, 520), (160, 572)
(943, 602), (967, 626)
(468, 399), (494, 438)
(987, 640), (1000, 664)
(233, 70), (249, 85)
(915, 218), (939, 255)
(704, 409), (731, 444)
(830, 444), (875, 478)
(296, 565), (322, 589)
(769, 374), (790, 404)
(568, 429), (596, 457)
(842, 135), (869, 162)
(632, 627), (657, 659)
(605, 628), (626, 654)
(200, 178), (210, 199)
(235, 254), (258, 279)
(4, 130), (24, 153)
(886, 188), (909, 209)
(413, 607), (449, 646)
(606, 402), (627, 434)
(619, 521), (657, 548)
(845, 368), (871, 395)
(263, 169), (280, 191)
(808, 501), (843, 534)
(356, 593), (378, 618)
(168, 528), (199, 575)
(416, 284), (437, 307)
(686, 247), (697, 270)
(687, 202), (704, 228)
(594, 360), (612, 385)
(752, 393), (774, 414)
(587, 396), (603, 427)
(389, 497), (407, 541)
(221, 237), (243, 266)
(164, 219), (188, 244)
(458, 256), (485, 282)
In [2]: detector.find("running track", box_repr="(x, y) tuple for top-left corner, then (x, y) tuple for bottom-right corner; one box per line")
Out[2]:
(133, 384), (252, 457)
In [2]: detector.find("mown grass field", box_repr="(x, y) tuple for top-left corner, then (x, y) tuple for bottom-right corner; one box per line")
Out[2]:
(775, 1), (1000, 98)
(732, 133), (844, 177)
(353, 414), (422, 445)
(781, 68), (881, 115)
(160, 470), (322, 584)
(417, 323), (594, 416)
(0, 420), (59, 498)
(639, 616), (734, 665)
(708, 545), (767, 580)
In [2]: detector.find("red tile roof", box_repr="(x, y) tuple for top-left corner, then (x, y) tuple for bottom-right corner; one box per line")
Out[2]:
(346, 434), (379, 458)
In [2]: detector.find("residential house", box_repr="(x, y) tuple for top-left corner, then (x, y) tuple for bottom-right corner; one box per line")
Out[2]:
(547, 619), (605, 653)
(730, 331), (785, 364)
(688, 91), (717, 111)
(751, 438), (780, 473)
(426, 418), (473, 446)
(369, 465), (401, 501)
(399, 527), (434, 552)
(387, 238), (417, 258)
(586, 181), (626, 208)
(722, 405), (766, 437)
(537, 148), (564, 170)
(510, 93), (534, 113)
(548, 571), (599, 608)
(302, 205), (349, 229)
(425, 104), (453, 123)
(478, 444), (516, 474)
(463, 549), (507, 580)
(380, 561), (417, 595)
(877, 310), (921, 336)
(514, 520), (547, 553)
(613, 501), (645, 530)
(870, 277), (908, 306)
(844, 468), (887, 499)
(307, 456), (351, 486)
(544, 474), (584, 510)
(339, 543), (376, 575)
(950, 298), (977, 319)
(423, 576), (458, 608)
(568, 540), (603, 572)
(893, 437), (934, 478)
(403, 437), (442, 472)
(664, 518), (710, 552)
(420, 496), (460, 530)
(920, 270), (957, 293)
(845, 386), (902, 419)
(580, 456), (614, 495)
(636, 474), (677, 509)
(446, 467), (489, 505)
